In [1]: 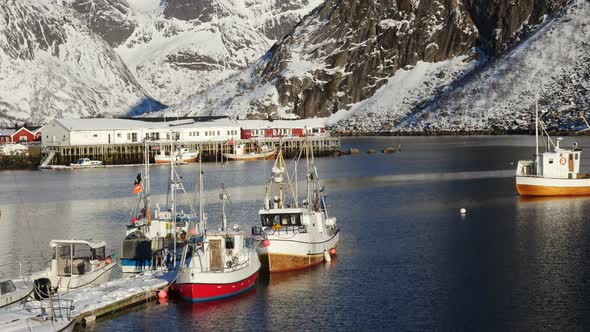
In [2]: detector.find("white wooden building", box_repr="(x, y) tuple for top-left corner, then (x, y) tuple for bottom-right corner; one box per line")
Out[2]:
(42, 118), (241, 146)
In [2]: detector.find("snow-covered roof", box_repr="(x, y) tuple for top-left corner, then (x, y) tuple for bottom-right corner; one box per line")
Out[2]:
(56, 118), (170, 131)
(0, 129), (15, 136)
(54, 118), (240, 131)
(237, 118), (328, 129)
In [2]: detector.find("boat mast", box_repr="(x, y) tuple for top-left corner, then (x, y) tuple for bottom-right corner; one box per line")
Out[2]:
(199, 146), (205, 235)
(144, 140), (150, 223)
(170, 137), (177, 268)
(220, 152), (228, 231)
(535, 99), (541, 176)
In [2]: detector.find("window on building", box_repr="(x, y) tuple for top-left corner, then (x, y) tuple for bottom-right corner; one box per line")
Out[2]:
(166, 132), (170, 140)
(127, 133), (131, 140)
(196, 131), (199, 136)
(19, 136), (27, 142)
(117, 133), (121, 138)
(93, 134), (98, 137)
(131, 132), (137, 142)
(217, 131), (220, 136)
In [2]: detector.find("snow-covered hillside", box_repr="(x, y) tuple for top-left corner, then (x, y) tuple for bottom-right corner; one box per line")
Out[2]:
(331, 2), (590, 134)
(0, 0), (156, 127)
(94, 0), (324, 105)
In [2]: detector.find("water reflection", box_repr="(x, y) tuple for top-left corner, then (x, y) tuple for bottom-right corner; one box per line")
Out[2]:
(2, 137), (590, 330)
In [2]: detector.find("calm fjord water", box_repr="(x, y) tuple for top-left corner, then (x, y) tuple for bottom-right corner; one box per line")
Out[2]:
(2, 136), (590, 331)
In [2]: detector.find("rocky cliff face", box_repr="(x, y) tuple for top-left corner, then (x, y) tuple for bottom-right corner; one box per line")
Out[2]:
(0, 0), (155, 127)
(65, 0), (135, 47)
(164, 0), (572, 121)
(464, 0), (569, 54)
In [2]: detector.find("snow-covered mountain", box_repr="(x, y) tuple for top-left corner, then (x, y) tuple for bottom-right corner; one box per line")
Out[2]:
(332, 1), (590, 134)
(0, 0), (158, 127)
(160, 0), (584, 135)
(68, 0), (325, 106)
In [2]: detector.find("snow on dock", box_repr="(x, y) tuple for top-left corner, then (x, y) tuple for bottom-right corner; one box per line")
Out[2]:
(64, 271), (174, 321)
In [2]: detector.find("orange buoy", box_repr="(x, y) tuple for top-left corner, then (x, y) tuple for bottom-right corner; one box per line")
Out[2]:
(158, 290), (168, 299)
(329, 248), (336, 255)
(262, 239), (270, 247)
(105, 256), (112, 264)
(188, 228), (196, 235)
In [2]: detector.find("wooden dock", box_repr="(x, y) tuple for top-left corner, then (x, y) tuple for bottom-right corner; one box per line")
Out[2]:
(41, 137), (341, 166)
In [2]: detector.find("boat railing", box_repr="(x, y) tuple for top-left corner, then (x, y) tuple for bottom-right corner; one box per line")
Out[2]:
(0, 262), (33, 280)
(25, 298), (75, 321)
(182, 252), (253, 273)
(267, 225), (307, 236)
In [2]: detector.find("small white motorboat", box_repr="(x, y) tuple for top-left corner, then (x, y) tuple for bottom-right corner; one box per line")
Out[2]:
(0, 278), (33, 309)
(223, 143), (276, 161)
(69, 158), (102, 168)
(154, 148), (199, 164)
(32, 240), (116, 292)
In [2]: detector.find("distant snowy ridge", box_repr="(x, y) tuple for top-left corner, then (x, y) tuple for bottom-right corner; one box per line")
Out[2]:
(71, 0), (325, 106)
(0, 0), (156, 127)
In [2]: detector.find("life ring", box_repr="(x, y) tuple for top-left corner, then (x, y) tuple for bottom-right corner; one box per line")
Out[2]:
(178, 231), (186, 241)
(560, 157), (567, 165)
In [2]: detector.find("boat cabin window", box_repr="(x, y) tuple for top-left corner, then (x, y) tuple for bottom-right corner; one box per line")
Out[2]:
(225, 236), (234, 250)
(576, 154), (579, 160)
(55, 243), (95, 276)
(0, 280), (16, 295)
(93, 247), (105, 261)
(548, 159), (553, 164)
(261, 214), (302, 226)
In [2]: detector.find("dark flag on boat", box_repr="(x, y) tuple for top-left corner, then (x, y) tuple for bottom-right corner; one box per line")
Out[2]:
(133, 172), (142, 194)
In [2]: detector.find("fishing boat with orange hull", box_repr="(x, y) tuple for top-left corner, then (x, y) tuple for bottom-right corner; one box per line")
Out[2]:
(223, 143), (276, 161)
(252, 145), (340, 273)
(516, 104), (590, 196)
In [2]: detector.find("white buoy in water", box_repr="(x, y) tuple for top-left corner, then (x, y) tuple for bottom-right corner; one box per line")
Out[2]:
(460, 208), (467, 215)
(324, 250), (331, 262)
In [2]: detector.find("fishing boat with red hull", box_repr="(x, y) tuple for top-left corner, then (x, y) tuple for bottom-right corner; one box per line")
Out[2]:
(175, 161), (261, 302)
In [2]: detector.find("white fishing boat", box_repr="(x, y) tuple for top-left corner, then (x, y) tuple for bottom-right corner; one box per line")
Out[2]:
(154, 147), (199, 164)
(223, 143), (276, 161)
(31, 240), (116, 292)
(516, 105), (590, 196)
(175, 160), (261, 302)
(69, 158), (102, 168)
(0, 298), (75, 332)
(252, 146), (340, 272)
(122, 140), (196, 273)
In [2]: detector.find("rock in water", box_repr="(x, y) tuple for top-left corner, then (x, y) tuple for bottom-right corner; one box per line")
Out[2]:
(382, 147), (397, 154)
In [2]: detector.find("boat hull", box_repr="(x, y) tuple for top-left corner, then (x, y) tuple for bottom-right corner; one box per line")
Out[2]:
(516, 176), (590, 196)
(121, 259), (152, 274)
(257, 230), (340, 273)
(223, 149), (276, 161)
(176, 272), (258, 302)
